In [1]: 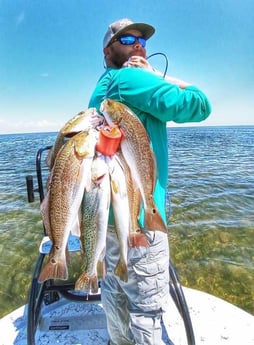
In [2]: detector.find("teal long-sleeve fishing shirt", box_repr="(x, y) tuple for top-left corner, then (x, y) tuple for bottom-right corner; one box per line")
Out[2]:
(88, 67), (212, 225)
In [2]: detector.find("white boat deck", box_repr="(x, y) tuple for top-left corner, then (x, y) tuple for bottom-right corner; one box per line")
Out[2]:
(1, 287), (253, 345)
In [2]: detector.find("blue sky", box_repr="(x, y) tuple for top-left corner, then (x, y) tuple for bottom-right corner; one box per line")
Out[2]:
(0, 0), (253, 134)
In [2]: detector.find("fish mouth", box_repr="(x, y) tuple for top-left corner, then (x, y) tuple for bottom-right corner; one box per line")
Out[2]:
(64, 131), (82, 138)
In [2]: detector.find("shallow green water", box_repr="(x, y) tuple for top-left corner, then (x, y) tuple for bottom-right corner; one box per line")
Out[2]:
(0, 127), (253, 318)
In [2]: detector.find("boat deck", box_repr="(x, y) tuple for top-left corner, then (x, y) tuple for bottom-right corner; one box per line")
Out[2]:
(1, 287), (253, 345)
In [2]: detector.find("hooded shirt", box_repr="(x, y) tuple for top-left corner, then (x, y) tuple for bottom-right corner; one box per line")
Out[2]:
(89, 66), (211, 225)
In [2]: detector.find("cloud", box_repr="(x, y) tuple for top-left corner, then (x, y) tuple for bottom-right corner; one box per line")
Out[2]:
(0, 118), (63, 134)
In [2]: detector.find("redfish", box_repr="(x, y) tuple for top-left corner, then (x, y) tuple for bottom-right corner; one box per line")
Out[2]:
(39, 129), (98, 282)
(117, 152), (149, 248)
(47, 108), (98, 169)
(100, 99), (167, 233)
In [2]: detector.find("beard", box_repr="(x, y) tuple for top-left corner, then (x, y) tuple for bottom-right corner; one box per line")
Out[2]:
(109, 45), (146, 68)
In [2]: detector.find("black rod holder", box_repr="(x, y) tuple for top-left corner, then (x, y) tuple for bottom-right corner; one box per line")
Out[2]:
(26, 175), (35, 202)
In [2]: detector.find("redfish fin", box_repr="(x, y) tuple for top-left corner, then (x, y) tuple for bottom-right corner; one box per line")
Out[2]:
(129, 231), (149, 247)
(38, 258), (68, 282)
(45, 146), (54, 167)
(114, 261), (128, 282)
(75, 273), (98, 293)
(40, 192), (51, 237)
(97, 260), (106, 279)
(145, 207), (168, 233)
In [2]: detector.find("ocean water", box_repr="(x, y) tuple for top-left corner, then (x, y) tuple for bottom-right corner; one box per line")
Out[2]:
(0, 126), (253, 318)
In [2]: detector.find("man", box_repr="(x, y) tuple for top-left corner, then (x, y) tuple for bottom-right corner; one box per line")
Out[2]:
(89, 18), (211, 345)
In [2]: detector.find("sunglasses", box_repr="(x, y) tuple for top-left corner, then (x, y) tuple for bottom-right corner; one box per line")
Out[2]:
(112, 34), (146, 48)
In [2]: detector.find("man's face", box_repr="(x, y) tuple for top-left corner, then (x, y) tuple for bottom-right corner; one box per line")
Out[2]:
(104, 29), (146, 68)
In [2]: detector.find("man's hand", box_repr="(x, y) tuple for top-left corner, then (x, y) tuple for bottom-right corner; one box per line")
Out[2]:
(90, 112), (105, 130)
(123, 55), (190, 89)
(123, 56), (154, 71)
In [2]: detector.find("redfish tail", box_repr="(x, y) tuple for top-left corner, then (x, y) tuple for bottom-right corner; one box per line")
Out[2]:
(97, 260), (106, 279)
(129, 231), (149, 248)
(90, 276), (99, 293)
(75, 273), (98, 294)
(114, 260), (128, 283)
(145, 206), (168, 233)
(38, 257), (68, 282)
(65, 247), (70, 263)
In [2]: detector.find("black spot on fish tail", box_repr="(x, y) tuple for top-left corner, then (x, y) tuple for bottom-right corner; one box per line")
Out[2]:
(145, 207), (168, 233)
(38, 258), (68, 282)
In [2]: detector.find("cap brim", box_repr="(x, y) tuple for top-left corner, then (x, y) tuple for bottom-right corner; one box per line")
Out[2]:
(109, 22), (155, 45)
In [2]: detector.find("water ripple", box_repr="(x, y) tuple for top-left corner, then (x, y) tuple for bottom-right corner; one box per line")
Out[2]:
(0, 127), (254, 317)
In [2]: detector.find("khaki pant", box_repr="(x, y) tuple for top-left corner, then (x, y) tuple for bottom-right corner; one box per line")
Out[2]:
(102, 228), (170, 345)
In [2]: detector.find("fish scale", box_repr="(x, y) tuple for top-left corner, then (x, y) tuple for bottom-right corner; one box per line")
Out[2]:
(107, 154), (130, 282)
(116, 152), (149, 248)
(38, 130), (98, 282)
(48, 108), (98, 169)
(75, 155), (110, 293)
(100, 99), (167, 233)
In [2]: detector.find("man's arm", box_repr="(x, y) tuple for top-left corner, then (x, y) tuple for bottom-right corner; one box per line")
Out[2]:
(116, 60), (211, 123)
(123, 55), (190, 89)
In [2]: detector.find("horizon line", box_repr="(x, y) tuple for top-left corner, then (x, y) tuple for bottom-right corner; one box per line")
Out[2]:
(1, 124), (254, 136)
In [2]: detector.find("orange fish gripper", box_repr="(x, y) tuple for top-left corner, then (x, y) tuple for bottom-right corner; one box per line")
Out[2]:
(96, 125), (124, 156)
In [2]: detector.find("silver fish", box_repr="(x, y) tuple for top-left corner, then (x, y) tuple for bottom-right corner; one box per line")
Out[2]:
(107, 154), (130, 282)
(75, 155), (110, 293)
